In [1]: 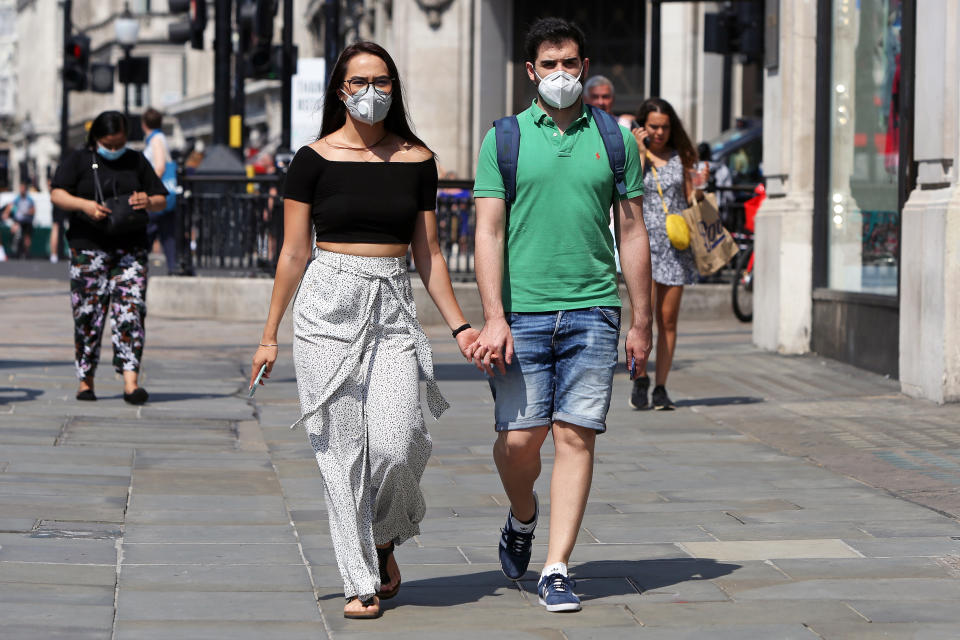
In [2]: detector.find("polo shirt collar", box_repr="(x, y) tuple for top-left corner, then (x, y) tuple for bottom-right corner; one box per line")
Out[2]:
(528, 99), (591, 130)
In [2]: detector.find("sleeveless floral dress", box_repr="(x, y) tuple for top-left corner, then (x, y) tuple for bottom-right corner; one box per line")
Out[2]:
(642, 151), (699, 286)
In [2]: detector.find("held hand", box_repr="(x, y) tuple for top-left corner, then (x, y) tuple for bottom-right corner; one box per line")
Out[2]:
(471, 316), (514, 377)
(249, 345), (278, 390)
(128, 191), (149, 210)
(455, 327), (481, 361)
(633, 128), (649, 156)
(625, 323), (653, 381)
(82, 200), (111, 222)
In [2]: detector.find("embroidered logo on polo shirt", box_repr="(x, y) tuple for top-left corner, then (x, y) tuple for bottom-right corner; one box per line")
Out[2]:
(596, 152), (601, 159)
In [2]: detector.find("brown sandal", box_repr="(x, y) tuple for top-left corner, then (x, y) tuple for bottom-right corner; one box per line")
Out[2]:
(377, 541), (401, 600)
(343, 595), (381, 619)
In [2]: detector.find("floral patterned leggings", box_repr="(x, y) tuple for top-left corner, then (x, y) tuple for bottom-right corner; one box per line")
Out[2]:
(69, 248), (148, 381)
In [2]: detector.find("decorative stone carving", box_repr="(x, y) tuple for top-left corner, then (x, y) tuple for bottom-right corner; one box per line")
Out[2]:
(415, 0), (454, 29)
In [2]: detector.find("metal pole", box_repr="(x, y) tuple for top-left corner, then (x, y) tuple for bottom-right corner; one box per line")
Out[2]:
(650, 0), (661, 97)
(232, 0), (245, 148)
(60, 0), (72, 157)
(721, 54), (732, 131)
(123, 46), (132, 118)
(213, 0), (232, 145)
(323, 0), (339, 86)
(280, 0), (294, 151)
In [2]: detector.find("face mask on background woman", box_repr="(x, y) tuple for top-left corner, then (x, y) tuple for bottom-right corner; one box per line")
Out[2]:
(96, 145), (126, 161)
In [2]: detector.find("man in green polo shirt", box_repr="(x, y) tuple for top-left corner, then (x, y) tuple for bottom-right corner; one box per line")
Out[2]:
(468, 17), (653, 612)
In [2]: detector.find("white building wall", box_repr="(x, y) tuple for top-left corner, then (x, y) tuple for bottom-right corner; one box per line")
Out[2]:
(753, 0), (817, 355)
(899, 0), (960, 403)
(13, 0), (63, 188)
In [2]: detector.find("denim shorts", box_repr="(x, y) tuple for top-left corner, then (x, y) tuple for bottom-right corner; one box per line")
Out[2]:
(488, 306), (621, 433)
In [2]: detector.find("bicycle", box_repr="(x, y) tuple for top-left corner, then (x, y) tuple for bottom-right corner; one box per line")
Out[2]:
(731, 185), (764, 323)
(732, 233), (753, 323)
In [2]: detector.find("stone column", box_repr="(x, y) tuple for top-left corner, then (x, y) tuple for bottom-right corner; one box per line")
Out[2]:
(753, 0), (818, 354)
(899, 0), (960, 404)
(390, 0), (474, 176)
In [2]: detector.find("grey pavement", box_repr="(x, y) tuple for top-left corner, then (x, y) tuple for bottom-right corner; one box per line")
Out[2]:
(2, 268), (960, 639)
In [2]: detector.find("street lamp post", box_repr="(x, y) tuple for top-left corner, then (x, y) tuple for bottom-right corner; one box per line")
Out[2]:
(21, 116), (36, 187)
(114, 4), (140, 118)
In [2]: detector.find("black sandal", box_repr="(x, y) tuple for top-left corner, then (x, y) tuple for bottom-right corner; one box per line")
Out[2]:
(343, 595), (381, 619)
(377, 541), (401, 600)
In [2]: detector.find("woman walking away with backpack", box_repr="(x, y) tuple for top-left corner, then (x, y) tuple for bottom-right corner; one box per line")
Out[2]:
(629, 98), (700, 411)
(51, 110), (169, 405)
(248, 42), (479, 620)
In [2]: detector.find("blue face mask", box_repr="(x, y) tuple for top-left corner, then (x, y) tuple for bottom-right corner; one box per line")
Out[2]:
(97, 144), (126, 161)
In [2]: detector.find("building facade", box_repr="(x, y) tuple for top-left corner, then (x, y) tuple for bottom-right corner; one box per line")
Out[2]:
(4, 1), (744, 189)
(755, 0), (959, 403)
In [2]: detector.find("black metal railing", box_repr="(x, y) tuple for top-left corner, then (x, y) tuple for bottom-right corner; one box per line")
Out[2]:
(174, 173), (284, 276)
(173, 175), (476, 278)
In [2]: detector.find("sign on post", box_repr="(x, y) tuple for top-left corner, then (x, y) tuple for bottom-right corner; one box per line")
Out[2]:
(290, 58), (326, 150)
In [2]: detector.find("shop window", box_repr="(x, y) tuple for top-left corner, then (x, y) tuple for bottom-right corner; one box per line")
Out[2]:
(827, 0), (902, 295)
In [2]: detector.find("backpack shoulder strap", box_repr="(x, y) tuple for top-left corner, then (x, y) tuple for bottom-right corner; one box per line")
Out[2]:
(589, 105), (627, 198)
(493, 115), (521, 205)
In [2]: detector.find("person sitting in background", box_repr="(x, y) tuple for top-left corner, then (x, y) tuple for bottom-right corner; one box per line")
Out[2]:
(2, 181), (36, 259)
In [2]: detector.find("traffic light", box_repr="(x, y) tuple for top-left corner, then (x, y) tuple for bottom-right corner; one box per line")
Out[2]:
(89, 63), (116, 93)
(704, 4), (764, 63)
(63, 34), (90, 91)
(169, 0), (208, 50)
(240, 0), (278, 78)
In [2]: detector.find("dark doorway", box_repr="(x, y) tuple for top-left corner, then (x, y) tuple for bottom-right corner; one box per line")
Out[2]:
(512, 4), (646, 117)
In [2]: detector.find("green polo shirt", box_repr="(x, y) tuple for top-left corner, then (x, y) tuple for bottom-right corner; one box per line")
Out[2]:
(474, 100), (643, 312)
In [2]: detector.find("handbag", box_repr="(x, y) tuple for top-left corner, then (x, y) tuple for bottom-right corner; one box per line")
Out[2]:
(647, 156), (691, 250)
(681, 193), (739, 276)
(91, 154), (149, 236)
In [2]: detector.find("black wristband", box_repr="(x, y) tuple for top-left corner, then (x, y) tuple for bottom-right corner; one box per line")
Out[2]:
(451, 323), (471, 338)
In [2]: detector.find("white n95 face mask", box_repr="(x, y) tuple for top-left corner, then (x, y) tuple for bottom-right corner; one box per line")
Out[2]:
(535, 69), (584, 109)
(343, 85), (392, 125)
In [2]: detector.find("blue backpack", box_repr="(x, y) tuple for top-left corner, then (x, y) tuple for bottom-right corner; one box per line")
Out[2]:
(144, 130), (178, 214)
(493, 104), (627, 206)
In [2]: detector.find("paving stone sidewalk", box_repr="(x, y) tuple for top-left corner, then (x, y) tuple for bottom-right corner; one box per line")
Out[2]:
(2, 274), (960, 639)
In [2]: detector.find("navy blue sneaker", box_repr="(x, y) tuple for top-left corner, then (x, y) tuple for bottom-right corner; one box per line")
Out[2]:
(498, 492), (538, 581)
(538, 572), (581, 612)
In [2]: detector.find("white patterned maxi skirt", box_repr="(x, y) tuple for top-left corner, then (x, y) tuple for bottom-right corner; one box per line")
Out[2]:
(291, 248), (448, 600)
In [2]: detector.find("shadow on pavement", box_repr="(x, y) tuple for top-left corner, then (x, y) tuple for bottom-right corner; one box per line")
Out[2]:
(0, 387), (43, 405)
(139, 391), (237, 403)
(433, 362), (489, 381)
(0, 359), (75, 370)
(675, 396), (764, 407)
(319, 558), (740, 606)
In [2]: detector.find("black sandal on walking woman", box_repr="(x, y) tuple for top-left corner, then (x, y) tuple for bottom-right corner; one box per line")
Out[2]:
(377, 541), (401, 599)
(343, 595), (381, 619)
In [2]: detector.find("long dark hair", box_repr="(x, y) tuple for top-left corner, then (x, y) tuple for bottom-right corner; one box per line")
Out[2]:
(86, 110), (128, 150)
(317, 41), (430, 151)
(637, 98), (697, 172)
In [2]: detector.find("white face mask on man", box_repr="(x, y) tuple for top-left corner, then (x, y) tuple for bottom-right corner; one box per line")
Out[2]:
(534, 69), (584, 109)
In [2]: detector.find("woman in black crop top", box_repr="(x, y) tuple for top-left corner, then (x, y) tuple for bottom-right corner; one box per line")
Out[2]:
(248, 42), (479, 619)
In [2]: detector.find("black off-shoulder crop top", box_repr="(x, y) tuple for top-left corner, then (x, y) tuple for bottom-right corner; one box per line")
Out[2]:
(283, 146), (438, 244)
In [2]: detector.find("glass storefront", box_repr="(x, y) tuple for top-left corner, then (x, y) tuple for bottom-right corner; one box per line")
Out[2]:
(827, 0), (903, 295)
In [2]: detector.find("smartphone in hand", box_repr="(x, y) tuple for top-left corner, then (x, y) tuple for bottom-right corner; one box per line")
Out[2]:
(249, 364), (267, 397)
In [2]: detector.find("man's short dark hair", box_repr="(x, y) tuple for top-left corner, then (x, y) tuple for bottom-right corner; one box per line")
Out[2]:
(524, 17), (586, 63)
(142, 107), (163, 131)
